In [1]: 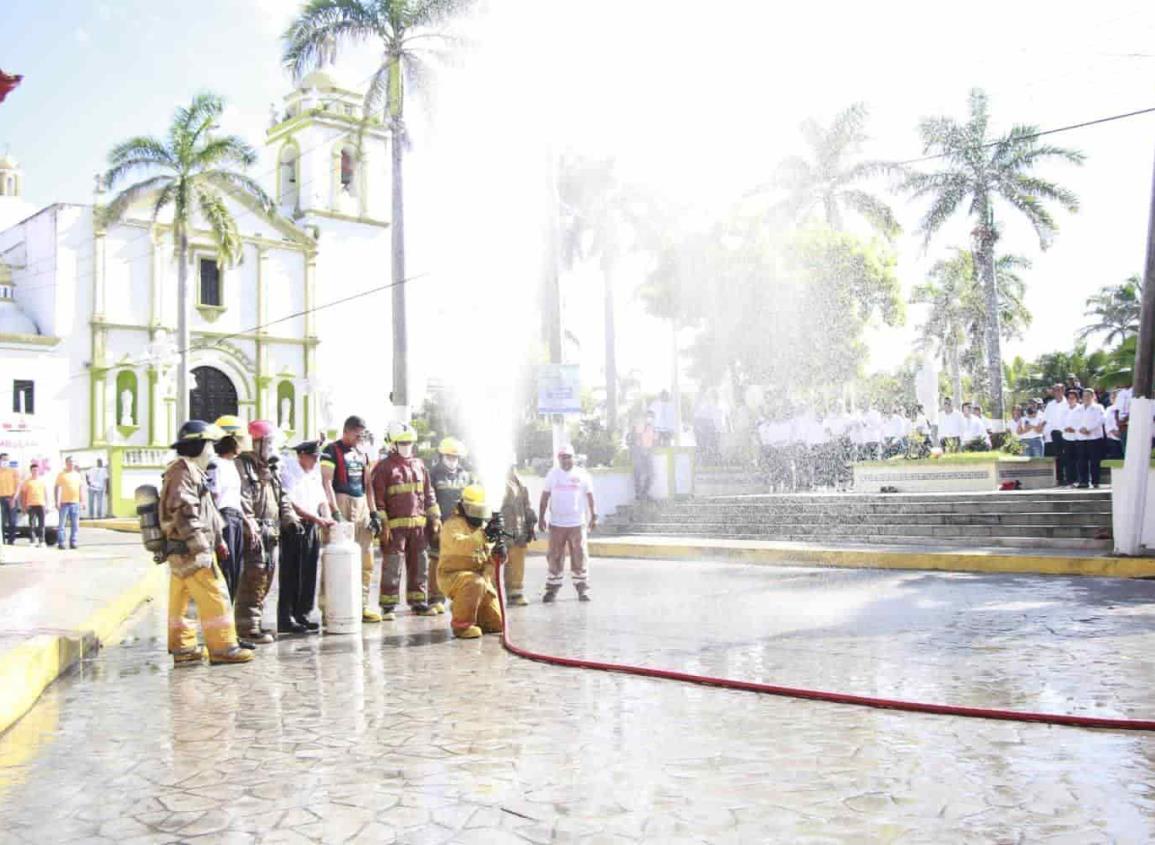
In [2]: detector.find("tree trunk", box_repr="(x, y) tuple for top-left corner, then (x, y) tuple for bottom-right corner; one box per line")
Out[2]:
(176, 230), (190, 422)
(603, 256), (617, 437)
(947, 336), (962, 407)
(976, 225), (1005, 418)
(390, 116), (408, 415)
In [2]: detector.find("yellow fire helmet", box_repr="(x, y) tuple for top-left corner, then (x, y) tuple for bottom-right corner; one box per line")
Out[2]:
(387, 421), (417, 444)
(460, 484), (488, 520)
(214, 415), (245, 434)
(438, 436), (467, 457)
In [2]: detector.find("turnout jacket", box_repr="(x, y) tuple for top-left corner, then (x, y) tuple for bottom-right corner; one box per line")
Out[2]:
(430, 461), (472, 523)
(438, 514), (493, 576)
(500, 474), (534, 546)
(159, 457), (222, 578)
(236, 452), (298, 543)
(370, 452), (440, 530)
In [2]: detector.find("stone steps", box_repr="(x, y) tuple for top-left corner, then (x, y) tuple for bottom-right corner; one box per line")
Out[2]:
(627, 502), (1109, 517)
(618, 512), (1111, 527)
(615, 521), (1111, 540)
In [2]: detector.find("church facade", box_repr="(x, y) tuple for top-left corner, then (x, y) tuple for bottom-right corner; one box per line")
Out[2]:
(0, 70), (394, 516)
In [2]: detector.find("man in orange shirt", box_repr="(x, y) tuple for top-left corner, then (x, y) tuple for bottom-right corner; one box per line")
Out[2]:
(0, 452), (19, 545)
(19, 462), (47, 546)
(55, 456), (83, 550)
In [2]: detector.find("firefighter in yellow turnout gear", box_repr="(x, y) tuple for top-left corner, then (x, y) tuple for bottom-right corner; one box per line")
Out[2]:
(436, 484), (503, 639)
(160, 420), (252, 666)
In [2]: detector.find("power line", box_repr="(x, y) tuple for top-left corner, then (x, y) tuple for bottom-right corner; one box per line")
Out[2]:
(895, 105), (1155, 167)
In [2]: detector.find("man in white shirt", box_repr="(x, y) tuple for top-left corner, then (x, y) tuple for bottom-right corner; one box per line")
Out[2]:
(649, 390), (677, 447)
(208, 435), (246, 601)
(961, 403), (990, 450)
(1104, 389), (1124, 460)
(1059, 388), (1082, 486)
(860, 402), (884, 461)
(86, 459), (109, 520)
(938, 398), (963, 452)
(538, 444), (597, 602)
(882, 406), (909, 458)
(1017, 400), (1046, 458)
(1042, 384), (1070, 485)
(279, 440), (335, 632)
(1071, 388), (1107, 488)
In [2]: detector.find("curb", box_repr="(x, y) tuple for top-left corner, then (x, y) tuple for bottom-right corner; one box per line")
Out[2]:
(529, 537), (1155, 578)
(0, 565), (167, 737)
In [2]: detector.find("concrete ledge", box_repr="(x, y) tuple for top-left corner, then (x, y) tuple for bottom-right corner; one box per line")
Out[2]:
(546, 535), (1155, 579)
(0, 565), (166, 736)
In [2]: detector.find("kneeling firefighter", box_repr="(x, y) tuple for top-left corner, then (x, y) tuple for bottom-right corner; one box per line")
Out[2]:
(159, 421), (252, 666)
(427, 436), (471, 613)
(436, 485), (503, 639)
(235, 419), (299, 643)
(370, 422), (440, 619)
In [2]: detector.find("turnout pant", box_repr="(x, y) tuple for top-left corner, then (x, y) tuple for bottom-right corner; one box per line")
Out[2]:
(380, 526), (428, 610)
(546, 525), (588, 594)
(334, 494), (374, 609)
(26, 505), (44, 543)
(57, 503), (79, 548)
(0, 496), (15, 544)
(218, 507), (245, 601)
(279, 522), (319, 626)
(427, 531), (446, 606)
(168, 562), (239, 656)
(438, 569), (502, 634)
(504, 543), (527, 601)
(235, 542), (277, 637)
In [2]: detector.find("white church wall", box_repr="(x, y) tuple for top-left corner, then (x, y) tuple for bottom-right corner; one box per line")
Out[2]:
(263, 247), (305, 340)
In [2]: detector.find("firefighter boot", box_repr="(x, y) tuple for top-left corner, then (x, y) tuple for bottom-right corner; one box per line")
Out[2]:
(453, 625), (482, 639)
(542, 586), (559, 603)
(209, 646), (255, 665)
(173, 648), (205, 667)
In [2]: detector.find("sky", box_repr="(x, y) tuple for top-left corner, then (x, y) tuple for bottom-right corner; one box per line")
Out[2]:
(2, 0), (1155, 399)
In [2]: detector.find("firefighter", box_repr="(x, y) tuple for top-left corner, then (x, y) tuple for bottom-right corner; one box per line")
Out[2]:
(427, 436), (471, 614)
(370, 421), (440, 619)
(160, 420), (251, 666)
(436, 484), (502, 639)
(234, 419), (299, 644)
(321, 416), (382, 623)
(500, 466), (536, 606)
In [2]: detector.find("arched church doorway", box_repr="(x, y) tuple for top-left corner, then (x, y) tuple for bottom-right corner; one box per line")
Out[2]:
(189, 366), (238, 423)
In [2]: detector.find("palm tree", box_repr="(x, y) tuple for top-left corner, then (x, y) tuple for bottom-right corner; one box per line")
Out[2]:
(102, 92), (275, 422)
(904, 88), (1083, 417)
(912, 250), (1032, 406)
(1078, 274), (1142, 345)
(284, 0), (472, 415)
(769, 103), (899, 238)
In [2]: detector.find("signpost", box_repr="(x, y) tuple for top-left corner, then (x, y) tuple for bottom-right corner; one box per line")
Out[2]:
(537, 364), (581, 416)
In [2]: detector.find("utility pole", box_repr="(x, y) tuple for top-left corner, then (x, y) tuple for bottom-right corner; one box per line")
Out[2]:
(543, 148), (566, 455)
(1115, 146), (1155, 555)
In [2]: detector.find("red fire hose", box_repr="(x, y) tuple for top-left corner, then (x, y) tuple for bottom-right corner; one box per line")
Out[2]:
(490, 552), (1155, 732)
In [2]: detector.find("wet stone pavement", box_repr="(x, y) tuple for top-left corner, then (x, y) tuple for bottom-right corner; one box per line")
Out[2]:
(3, 558), (1155, 843)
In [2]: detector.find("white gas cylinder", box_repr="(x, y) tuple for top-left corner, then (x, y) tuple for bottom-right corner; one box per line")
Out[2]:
(321, 522), (362, 634)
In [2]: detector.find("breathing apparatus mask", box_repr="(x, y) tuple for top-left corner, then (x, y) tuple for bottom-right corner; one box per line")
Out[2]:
(397, 442), (415, 459)
(442, 454), (459, 470)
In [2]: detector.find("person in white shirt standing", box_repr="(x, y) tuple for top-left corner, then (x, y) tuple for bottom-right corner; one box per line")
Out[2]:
(208, 434), (246, 602)
(860, 401), (884, 461)
(539, 444), (597, 602)
(1072, 388), (1107, 488)
(1104, 389), (1124, 460)
(961, 402), (990, 450)
(1042, 384), (1070, 485)
(938, 398), (963, 452)
(882, 406), (909, 458)
(1059, 388), (1082, 486)
(1017, 400), (1046, 458)
(279, 440), (335, 633)
(86, 459), (109, 520)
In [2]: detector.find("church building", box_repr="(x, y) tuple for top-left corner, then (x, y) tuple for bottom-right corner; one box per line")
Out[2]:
(0, 70), (393, 516)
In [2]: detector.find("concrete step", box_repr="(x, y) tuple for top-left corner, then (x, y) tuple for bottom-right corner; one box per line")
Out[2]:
(619, 522), (1111, 540)
(696, 491), (1110, 505)
(600, 530), (1113, 552)
(608, 511), (1112, 528)
(627, 501), (1112, 517)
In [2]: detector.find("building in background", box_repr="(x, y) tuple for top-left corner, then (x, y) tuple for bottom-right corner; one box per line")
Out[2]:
(0, 73), (393, 515)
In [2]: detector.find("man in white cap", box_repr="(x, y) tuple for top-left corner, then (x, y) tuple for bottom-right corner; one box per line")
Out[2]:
(538, 444), (597, 602)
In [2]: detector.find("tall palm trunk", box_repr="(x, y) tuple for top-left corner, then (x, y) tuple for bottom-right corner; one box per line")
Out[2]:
(975, 211), (1005, 418)
(602, 255), (617, 436)
(176, 229), (190, 422)
(390, 115), (408, 414)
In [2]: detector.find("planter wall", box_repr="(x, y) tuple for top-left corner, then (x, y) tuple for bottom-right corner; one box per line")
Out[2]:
(853, 458), (1054, 494)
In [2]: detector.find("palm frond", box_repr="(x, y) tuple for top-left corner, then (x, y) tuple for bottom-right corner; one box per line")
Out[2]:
(105, 136), (174, 186)
(839, 189), (900, 238)
(199, 170), (275, 217)
(194, 184), (244, 267)
(99, 174), (174, 225)
(282, 0), (382, 78)
(192, 136), (258, 170)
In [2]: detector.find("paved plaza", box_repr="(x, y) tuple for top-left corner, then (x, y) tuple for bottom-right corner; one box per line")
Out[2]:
(3, 555), (1155, 842)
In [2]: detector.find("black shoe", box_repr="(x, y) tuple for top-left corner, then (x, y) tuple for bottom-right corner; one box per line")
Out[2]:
(70, 544), (78, 550)
(1076, 483), (1090, 489)
(296, 618), (320, 632)
(57, 545), (65, 550)
(278, 621), (307, 635)
(577, 591), (591, 603)
(237, 640), (258, 650)
(542, 590), (558, 604)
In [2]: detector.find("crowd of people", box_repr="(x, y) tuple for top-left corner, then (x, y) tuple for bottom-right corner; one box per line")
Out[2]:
(156, 414), (597, 667)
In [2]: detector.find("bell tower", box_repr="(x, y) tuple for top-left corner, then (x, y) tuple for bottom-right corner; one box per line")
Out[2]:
(265, 68), (390, 225)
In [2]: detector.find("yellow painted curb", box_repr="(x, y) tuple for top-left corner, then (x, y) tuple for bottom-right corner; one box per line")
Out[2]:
(0, 565), (166, 737)
(531, 537), (1155, 579)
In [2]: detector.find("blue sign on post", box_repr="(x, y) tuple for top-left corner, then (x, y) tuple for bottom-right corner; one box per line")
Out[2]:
(537, 364), (581, 415)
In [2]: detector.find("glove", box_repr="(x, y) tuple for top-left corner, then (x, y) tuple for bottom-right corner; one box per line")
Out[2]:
(429, 517), (442, 536)
(333, 509), (346, 523)
(369, 512), (383, 537)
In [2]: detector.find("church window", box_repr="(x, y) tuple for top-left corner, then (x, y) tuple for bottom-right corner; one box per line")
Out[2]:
(340, 148), (355, 192)
(279, 144), (299, 205)
(13, 379), (33, 414)
(199, 258), (222, 307)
